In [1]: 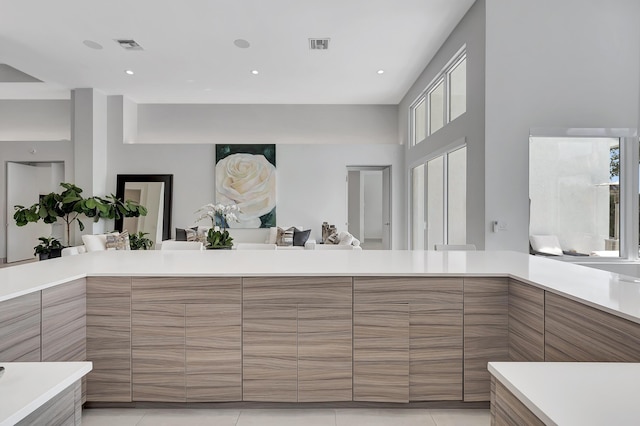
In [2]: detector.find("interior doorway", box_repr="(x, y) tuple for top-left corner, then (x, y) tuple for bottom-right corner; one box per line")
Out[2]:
(6, 161), (65, 263)
(346, 166), (391, 250)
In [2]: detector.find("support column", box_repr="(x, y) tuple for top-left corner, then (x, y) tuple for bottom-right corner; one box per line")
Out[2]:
(71, 88), (108, 238)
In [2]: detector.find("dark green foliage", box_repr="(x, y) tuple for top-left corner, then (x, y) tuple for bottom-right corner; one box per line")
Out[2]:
(129, 232), (154, 250)
(206, 228), (233, 248)
(33, 236), (63, 256)
(14, 182), (148, 246)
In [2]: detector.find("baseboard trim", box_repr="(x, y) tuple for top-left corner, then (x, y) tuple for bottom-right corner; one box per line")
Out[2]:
(85, 401), (489, 410)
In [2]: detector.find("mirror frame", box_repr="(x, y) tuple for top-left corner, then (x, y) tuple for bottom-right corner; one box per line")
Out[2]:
(115, 174), (173, 241)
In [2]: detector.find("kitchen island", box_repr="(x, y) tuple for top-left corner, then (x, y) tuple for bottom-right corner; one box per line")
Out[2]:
(1, 250), (639, 405)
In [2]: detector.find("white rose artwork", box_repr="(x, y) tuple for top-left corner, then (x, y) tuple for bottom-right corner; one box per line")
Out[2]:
(215, 151), (276, 228)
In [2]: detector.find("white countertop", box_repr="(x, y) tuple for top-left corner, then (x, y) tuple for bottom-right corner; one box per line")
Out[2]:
(488, 362), (640, 426)
(2, 250), (640, 324)
(0, 362), (92, 426)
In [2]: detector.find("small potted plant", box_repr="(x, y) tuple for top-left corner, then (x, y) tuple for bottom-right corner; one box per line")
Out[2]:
(129, 231), (154, 250)
(195, 203), (239, 249)
(34, 237), (64, 260)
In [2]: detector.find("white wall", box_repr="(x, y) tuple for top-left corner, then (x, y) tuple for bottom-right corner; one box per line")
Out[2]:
(107, 98), (407, 248)
(347, 171), (363, 241)
(0, 100), (70, 141)
(399, 0), (486, 249)
(363, 171), (383, 240)
(137, 104), (398, 145)
(485, 0), (640, 251)
(0, 141), (74, 260)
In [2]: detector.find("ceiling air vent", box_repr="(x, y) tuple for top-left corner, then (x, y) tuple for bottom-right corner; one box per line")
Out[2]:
(115, 39), (143, 51)
(309, 38), (330, 50)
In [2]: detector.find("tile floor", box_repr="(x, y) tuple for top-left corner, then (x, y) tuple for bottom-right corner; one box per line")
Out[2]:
(82, 408), (490, 426)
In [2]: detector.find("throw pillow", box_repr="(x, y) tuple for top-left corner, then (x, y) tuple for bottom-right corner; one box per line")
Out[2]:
(185, 228), (198, 242)
(106, 230), (130, 250)
(337, 231), (354, 246)
(293, 229), (311, 246)
(176, 228), (187, 241)
(81, 234), (108, 252)
(326, 232), (339, 245)
(276, 226), (296, 246)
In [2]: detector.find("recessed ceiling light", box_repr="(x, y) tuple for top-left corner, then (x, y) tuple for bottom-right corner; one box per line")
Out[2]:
(83, 40), (103, 50)
(251, 70), (259, 75)
(124, 69), (134, 75)
(377, 69), (385, 75)
(234, 39), (250, 49)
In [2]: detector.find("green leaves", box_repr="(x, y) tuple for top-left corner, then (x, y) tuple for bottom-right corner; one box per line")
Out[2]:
(206, 228), (233, 248)
(33, 236), (63, 256)
(129, 231), (154, 250)
(12, 182), (149, 245)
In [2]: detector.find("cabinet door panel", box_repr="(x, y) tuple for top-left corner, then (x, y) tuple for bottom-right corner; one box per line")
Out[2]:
(132, 277), (241, 305)
(186, 304), (241, 402)
(354, 304), (409, 403)
(132, 304), (185, 402)
(298, 305), (352, 402)
(86, 277), (132, 402)
(355, 277), (463, 401)
(354, 277), (462, 305)
(509, 280), (544, 362)
(545, 292), (640, 362)
(0, 292), (41, 362)
(42, 278), (86, 362)
(410, 304), (462, 401)
(463, 278), (509, 402)
(243, 277), (352, 305)
(243, 305), (297, 402)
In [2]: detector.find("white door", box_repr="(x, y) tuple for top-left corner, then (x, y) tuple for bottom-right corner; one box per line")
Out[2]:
(382, 166), (391, 249)
(6, 162), (51, 262)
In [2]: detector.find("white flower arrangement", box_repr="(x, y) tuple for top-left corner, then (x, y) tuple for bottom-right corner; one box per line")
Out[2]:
(195, 203), (239, 229)
(195, 203), (240, 248)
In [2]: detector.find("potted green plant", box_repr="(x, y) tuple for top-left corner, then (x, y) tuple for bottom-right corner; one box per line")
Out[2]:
(33, 237), (64, 260)
(14, 182), (147, 246)
(129, 231), (154, 250)
(195, 203), (238, 249)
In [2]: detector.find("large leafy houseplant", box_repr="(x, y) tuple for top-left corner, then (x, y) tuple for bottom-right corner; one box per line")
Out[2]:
(14, 182), (147, 246)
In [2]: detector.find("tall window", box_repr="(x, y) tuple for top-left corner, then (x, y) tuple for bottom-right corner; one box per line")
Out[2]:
(410, 50), (467, 146)
(411, 145), (467, 249)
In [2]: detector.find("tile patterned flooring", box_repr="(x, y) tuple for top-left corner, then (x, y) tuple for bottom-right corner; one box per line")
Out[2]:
(82, 408), (490, 426)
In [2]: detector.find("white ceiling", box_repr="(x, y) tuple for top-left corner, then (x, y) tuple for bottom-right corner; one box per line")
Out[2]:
(0, 0), (475, 104)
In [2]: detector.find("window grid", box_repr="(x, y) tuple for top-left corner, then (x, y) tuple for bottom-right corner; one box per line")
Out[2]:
(410, 145), (467, 249)
(410, 50), (466, 146)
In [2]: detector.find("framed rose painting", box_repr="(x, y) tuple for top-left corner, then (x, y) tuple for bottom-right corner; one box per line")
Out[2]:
(215, 144), (276, 228)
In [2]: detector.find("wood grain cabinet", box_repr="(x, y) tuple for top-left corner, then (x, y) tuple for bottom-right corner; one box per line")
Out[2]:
(0, 292), (41, 362)
(353, 277), (463, 402)
(131, 277), (241, 402)
(186, 303), (242, 402)
(463, 277), (509, 402)
(41, 278), (86, 362)
(42, 278), (87, 404)
(353, 303), (409, 403)
(86, 277), (132, 402)
(508, 280), (544, 362)
(545, 292), (640, 362)
(242, 277), (352, 402)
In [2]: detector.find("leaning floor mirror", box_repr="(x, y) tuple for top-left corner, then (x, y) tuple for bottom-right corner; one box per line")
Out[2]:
(115, 174), (173, 249)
